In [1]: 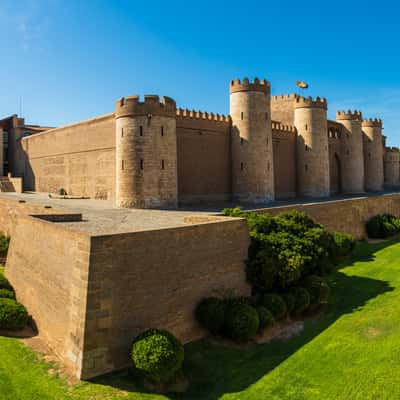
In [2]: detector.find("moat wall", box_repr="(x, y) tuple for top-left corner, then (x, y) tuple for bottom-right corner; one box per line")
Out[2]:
(3, 193), (400, 378)
(256, 193), (400, 239)
(3, 201), (250, 379)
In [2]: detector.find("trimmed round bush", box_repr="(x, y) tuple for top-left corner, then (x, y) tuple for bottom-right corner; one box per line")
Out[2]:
(290, 287), (310, 315)
(195, 297), (226, 334)
(0, 298), (28, 330)
(131, 329), (184, 383)
(282, 292), (296, 315)
(256, 306), (274, 331)
(224, 303), (259, 342)
(260, 293), (287, 320)
(366, 214), (400, 239)
(304, 275), (331, 306)
(0, 274), (12, 291)
(0, 289), (15, 300)
(332, 231), (356, 258)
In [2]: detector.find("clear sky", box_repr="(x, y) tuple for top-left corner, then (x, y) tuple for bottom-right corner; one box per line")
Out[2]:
(1, 0), (399, 145)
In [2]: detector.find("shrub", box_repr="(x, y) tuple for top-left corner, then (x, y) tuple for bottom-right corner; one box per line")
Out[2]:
(0, 274), (12, 291)
(224, 303), (259, 342)
(0, 289), (15, 300)
(290, 287), (310, 315)
(0, 298), (28, 330)
(131, 329), (184, 383)
(366, 214), (400, 239)
(282, 292), (296, 315)
(0, 233), (10, 258)
(275, 210), (320, 235)
(260, 293), (287, 320)
(195, 297), (226, 334)
(256, 306), (274, 331)
(332, 231), (356, 259)
(304, 275), (331, 306)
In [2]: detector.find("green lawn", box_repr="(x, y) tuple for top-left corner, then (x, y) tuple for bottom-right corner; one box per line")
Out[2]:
(1, 240), (400, 399)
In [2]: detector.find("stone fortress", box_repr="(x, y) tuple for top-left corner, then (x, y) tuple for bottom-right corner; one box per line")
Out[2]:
(0, 77), (399, 206)
(1, 77), (400, 380)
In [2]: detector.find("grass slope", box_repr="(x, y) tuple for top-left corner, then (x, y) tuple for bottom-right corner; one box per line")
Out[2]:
(1, 240), (400, 399)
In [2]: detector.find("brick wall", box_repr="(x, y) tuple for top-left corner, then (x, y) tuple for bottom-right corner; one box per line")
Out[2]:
(2, 202), (250, 379)
(271, 94), (297, 125)
(255, 193), (400, 238)
(176, 117), (232, 203)
(272, 129), (297, 199)
(5, 216), (91, 377)
(22, 114), (115, 199)
(81, 216), (250, 378)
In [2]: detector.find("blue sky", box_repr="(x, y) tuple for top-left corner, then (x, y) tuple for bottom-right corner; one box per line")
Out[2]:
(1, 0), (399, 145)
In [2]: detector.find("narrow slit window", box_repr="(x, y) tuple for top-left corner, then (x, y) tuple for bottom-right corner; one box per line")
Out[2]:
(240, 162), (244, 171)
(140, 159), (144, 170)
(305, 145), (308, 151)
(161, 126), (164, 136)
(241, 138), (244, 145)
(267, 161), (270, 171)
(161, 160), (165, 169)
(305, 124), (308, 131)
(241, 112), (244, 120)
(305, 164), (308, 172)
(121, 128), (124, 137)
(140, 126), (143, 136)
(121, 160), (125, 170)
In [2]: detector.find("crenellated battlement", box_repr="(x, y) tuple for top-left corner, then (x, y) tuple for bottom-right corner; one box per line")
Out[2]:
(176, 108), (231, 123)
(271, 121), (297, 133)
(271, 94), (299, 101)
(336, 110), (362, 121)
(294, 96), (327, 109)
(229, 77), (270, 95)
(362, 118), (382, 128)
(115, 94), (176, 119)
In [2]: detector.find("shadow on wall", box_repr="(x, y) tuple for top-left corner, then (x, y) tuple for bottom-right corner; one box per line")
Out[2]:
(21, 147), (35, 191)
(90, 240), (394, 400)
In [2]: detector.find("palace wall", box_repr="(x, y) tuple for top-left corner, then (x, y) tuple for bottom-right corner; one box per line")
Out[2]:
(176, 110), (232, 204)
(328, 121), (344, 194)
(21, 113), (116, 199)
(17, 89), (397, 204)
(271, 94), (298, 125)
(272, 122), (297, 199)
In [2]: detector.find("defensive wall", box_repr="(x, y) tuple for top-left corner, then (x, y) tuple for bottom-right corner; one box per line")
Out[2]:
(2, 191), (400, 378)
(2, 196), (250, 378)
(21, 107), (298, 203)
(255, 193), (400, 239)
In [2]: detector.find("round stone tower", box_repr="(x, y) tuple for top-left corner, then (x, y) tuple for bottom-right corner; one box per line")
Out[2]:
(336, 110), (365, 193)
(294, 96), (330, 197)
(115, 95), (178, 208)
(384, 147), (399, 187)
(229, 77), (274, 204)
(362, 118), (384, 192)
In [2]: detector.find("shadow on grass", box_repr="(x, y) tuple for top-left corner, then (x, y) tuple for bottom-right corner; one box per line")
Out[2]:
(91, 240), (395, 400)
